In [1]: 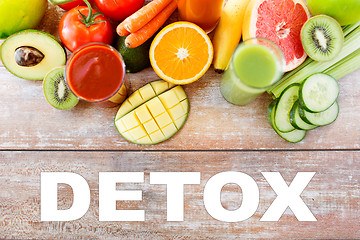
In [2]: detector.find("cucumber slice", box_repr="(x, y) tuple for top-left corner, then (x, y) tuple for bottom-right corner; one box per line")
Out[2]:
(290, 101), (317, 130)
(299, 73), (339, 113)
(298, 101), (339, 126)
(268, 101), (306, 143)
(274, 83), (301, 133)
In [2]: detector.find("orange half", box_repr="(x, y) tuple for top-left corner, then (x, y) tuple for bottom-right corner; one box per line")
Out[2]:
(150, 22), (213, 85)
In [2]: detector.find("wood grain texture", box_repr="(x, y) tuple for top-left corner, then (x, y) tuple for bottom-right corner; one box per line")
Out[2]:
(1, 61), (359, 151)
(1, 2), (360, 239)
(0, 4), (359, 151)
(0, 151), (359, 239)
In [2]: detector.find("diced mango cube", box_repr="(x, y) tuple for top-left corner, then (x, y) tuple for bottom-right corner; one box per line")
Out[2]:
(115, 81), (189, 145)
(159, 90), (179, 109)
(136, 135), (152, 145)
(121, 111), (139, 130)
(149, 130), (165, 143)
(116, 100), (132, 120)
(109, 90), (126, 104)
(128, 90), (143, 106)
(181, 99), (189, 113)
(115, 119), (127, 133)
(168, 82), (175, 89)
(150, 80), (171, 95)
(135, 104), (152, 123)
(138, 83), (156, 101)
(173, 86), (187, 101)
(146, 97), (165, 117)
(128, 125), (147, 140)
(155, 112), (172, 128)
(162, 123), (178, 138)
(143, 119), (159, 134)
(175, 115), (187, 129)
(168, 103), (186, 120)
(119, 84), (127, 95)
(121, 131), (135, 142)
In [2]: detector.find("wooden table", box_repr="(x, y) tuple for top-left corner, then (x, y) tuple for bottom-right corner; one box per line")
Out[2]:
(1, 4), (359, 239)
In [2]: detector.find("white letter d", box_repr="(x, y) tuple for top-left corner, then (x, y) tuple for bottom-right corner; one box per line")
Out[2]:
(41, 172), (90, 221)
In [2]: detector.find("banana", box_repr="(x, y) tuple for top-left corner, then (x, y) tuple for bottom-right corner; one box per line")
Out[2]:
(212, 0), (251, 73)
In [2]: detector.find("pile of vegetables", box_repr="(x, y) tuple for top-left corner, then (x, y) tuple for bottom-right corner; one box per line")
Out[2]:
(56, 0), (177, 51)
(117, 0), (177, 48)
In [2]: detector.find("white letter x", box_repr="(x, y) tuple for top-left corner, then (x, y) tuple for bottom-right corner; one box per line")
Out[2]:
(261, 172), (317, 221)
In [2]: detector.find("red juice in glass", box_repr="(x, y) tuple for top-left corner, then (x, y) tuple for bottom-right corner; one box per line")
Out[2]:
(65, 43), (126, 104)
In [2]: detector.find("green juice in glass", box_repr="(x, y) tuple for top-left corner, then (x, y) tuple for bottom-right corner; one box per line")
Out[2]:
(220, 38), (284, 105)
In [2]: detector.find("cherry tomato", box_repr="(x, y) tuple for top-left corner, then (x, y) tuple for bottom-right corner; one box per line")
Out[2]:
(94, 0), (144, 21)
(59, 1), (113, 52)
(58, 0), (93, 11)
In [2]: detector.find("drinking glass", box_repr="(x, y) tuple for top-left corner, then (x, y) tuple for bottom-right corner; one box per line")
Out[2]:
(220, 38), (285, 105)
(65, 43), (127, 105)
(177, 0), (225, 33)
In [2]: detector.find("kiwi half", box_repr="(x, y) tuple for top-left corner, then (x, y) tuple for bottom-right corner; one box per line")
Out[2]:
(43, 67), (79, 110)
(301, 15), (344, 62)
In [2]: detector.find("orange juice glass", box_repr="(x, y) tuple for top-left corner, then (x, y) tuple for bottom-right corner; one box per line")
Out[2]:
(177, 0), (224, 33)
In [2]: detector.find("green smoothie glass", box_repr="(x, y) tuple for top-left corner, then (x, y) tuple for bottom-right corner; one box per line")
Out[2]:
(220, 38), (285, 105)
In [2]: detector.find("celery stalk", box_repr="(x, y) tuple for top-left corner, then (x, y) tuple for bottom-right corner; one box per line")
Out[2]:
(325, 48), (360, 79)
(269, 22), (360, 93)
(343, 21), (360, 36)
(269, 23), (360, 98)
(273, 57), (313, 87)
(277, 22), (360, 85)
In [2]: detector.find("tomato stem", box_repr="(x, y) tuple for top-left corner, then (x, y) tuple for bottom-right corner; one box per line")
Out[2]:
(79, 0), (105, 28)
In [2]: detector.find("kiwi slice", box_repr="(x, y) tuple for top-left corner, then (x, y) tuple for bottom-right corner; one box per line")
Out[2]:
(43, 67), (79, 110)
(301, 15), (344, 62)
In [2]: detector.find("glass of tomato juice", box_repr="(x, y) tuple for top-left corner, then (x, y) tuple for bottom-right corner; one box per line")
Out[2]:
(65, 43), (127, 105)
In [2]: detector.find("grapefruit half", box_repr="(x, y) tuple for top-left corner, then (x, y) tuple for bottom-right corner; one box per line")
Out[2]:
(243, 0), (310, 72)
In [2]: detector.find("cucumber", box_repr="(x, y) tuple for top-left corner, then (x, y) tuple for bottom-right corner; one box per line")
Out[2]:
(268, 101), (306, 143)
(298, 101), (339, 126)
(299, 73), (339, 113)
(290, 101), (317, 130)
(274, 83), (301, 133)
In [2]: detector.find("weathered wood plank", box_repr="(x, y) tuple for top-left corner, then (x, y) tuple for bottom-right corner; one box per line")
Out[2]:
(0, 4), (359, 150)
(1, 63), (359, 150)
(0, 151), (359, 239)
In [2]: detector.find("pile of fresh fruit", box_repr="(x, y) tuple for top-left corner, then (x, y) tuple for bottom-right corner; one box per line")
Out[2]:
(0, 0), (360, 145)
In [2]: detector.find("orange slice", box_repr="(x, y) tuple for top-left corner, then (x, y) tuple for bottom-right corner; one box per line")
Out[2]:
(150, 22), (213, 85)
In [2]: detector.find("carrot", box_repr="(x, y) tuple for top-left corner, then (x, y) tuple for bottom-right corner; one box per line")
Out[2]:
(125, 0), (177, 48)
(117, 24), (130, 37)
(117, 0), (173, 37)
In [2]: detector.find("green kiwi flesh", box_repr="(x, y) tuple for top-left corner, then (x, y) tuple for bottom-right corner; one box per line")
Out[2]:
(43, 67), (79, 110)
(301, 15), (344, 62)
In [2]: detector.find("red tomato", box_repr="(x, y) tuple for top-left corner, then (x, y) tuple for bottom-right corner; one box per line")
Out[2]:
(94, 0), (145, 21)
(59, 5), (113, 52)
(58, 0), (93, 11)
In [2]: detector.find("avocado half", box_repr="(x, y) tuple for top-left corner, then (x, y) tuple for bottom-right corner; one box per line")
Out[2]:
(0, 30), (66, 80)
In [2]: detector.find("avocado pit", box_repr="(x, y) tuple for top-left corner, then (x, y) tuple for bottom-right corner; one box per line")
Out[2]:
(14, 46), (44, 67)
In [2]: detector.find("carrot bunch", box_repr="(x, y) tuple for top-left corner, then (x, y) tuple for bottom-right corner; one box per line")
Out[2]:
(117, 0), (177, 48)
